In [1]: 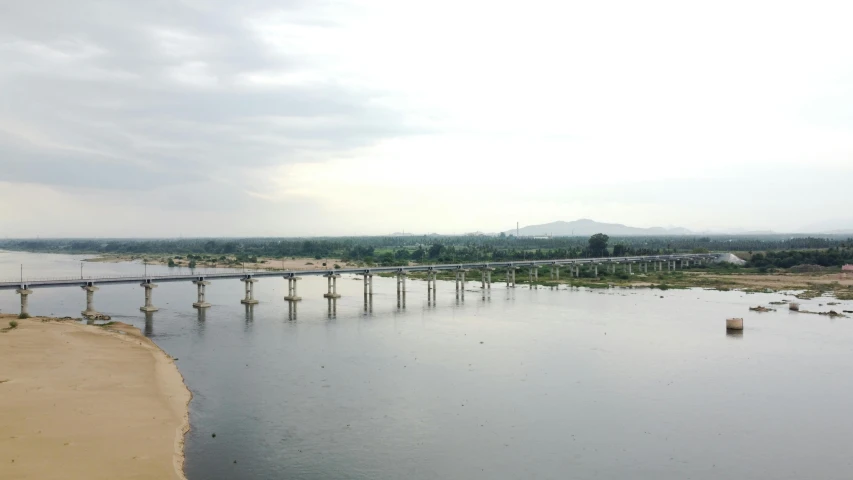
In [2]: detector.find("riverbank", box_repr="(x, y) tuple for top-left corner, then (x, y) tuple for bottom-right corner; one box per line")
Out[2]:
(0, 315), (191, 480)
(412, 269), (853, 299)
(86, 253), (349, 271)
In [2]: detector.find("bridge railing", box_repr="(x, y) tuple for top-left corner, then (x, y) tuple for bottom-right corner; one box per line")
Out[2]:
(0, 253), (721, 287)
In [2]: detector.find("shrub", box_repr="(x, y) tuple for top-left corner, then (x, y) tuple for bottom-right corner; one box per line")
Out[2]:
(9, 320), (18, 328)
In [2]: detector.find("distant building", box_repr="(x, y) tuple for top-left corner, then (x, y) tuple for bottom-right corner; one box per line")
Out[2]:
(843, 264), (853, 271)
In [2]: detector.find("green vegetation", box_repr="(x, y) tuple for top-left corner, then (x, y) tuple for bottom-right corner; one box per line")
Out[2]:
(9, 320), (18, 329)
(747, 247), (853, 269)
(1, 235), (851, 269)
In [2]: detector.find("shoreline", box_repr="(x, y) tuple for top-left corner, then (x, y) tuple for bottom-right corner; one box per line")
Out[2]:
(84, 253), (350, 272)
(0, 315), (191, 479)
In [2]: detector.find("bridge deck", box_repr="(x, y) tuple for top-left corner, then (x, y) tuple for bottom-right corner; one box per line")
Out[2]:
(0, 253), (718, 290)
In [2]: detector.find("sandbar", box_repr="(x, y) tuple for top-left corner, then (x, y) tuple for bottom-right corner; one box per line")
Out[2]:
(0, 315), (191, 480)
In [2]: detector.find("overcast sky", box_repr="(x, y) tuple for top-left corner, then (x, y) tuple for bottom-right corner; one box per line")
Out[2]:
(1, 0), (851, 237)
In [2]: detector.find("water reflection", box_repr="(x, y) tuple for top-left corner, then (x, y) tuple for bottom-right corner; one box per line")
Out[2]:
(726, 330), (744, 339)
(326, 297), (337, 318)
(244, 304), (254, 326)
(287, 300), (298, 321)
(396, 291), (406, 310)
(196, 309), (206, 336)
(144, 311), (154, 336)
(362, 294), (373, 315)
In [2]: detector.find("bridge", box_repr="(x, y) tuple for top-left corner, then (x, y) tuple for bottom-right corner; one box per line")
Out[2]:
(1, 253), (719, 319)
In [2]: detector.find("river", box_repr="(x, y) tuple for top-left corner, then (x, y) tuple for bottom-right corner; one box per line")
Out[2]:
(2, 250), (852, 479)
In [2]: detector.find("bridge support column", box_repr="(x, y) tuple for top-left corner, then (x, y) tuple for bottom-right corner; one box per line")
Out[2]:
(484, 268), (494, 288)
(594, 264), (598, 277)
(15, 288), (32, 319)
(426, 272), (436, 304)
(81, 285), (100, 317)
(240, 278), (259, 305)
(455, 269), (468, 292)
(628, 263), (633, 275)
(323, 274), (341, 299)
(396, 272), (407, 295)
(140, 283), (159, 312)
(506, 268), (517, 288)
(644, 263), (648, 274)
(192, 281), (211, 308)
(284, 276), (302, 302)
(367, 274), (374, 296)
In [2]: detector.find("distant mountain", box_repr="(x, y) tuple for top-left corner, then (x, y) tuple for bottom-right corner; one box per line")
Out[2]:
(505, 219), (692, 237)
(797, 219), (853, 234)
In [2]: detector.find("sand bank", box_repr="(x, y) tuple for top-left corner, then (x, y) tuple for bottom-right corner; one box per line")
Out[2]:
(0, 315), (191, 480)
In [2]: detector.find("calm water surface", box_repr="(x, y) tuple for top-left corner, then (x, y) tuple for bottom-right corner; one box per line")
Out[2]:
(2, 250), (853, 479)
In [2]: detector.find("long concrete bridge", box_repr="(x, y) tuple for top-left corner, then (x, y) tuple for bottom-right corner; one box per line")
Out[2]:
(1, 253), (720, 319)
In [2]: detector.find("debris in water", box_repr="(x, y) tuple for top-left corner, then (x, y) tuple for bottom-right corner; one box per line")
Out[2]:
(749, 306), (774, 312)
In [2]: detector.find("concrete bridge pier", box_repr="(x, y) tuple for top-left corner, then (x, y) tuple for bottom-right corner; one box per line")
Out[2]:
(643, 263), (648, 274)
(426, 272), (436, 298)
(506, 268), (517, 288)
(15, 288), (32, 319)
(455, 269), (468, 292)
(396, 272), (407, 309)
(396, 271), (407, 297)
(528, 266), (539, 288)
(193, 281), (211, 309)
(81, 285), (100, 317)
(140, 283), (159, 312)
(284, 276), (302, 302)
(363, 274), (374, 296)
(323, 274), (342, 299)
(240, 278), (259, 305)
(594, 264), (598, 277)
(628, 263), (633, 275)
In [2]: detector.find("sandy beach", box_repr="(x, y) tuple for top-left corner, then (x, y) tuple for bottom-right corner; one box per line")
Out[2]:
(0, 315), (191, 480)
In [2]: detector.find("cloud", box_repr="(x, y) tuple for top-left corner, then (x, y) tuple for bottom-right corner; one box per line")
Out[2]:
(0, 0), (421, 199)
(1, 0), (852, 236)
